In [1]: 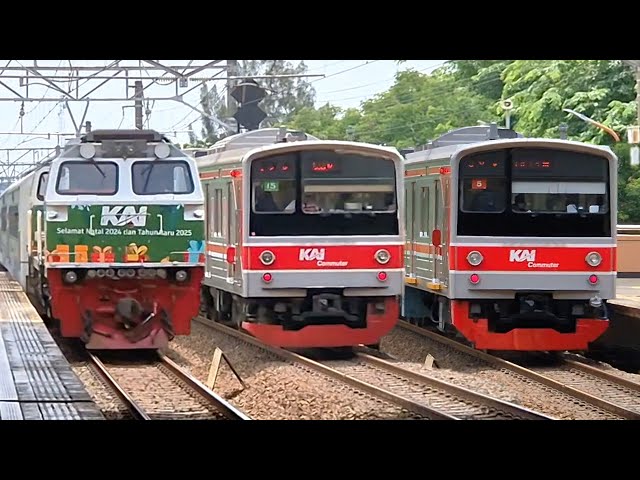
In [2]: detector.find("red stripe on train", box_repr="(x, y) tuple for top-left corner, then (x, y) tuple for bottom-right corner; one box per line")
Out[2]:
(451, 245), (616, 272)
(245, 245), (404, 270)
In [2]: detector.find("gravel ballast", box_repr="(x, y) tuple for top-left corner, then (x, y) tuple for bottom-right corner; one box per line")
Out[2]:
(380, 326), (623, 420)
(165, 321), (421, 420)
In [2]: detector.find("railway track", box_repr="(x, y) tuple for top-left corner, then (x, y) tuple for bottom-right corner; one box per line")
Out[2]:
(87, 350), (251, 420)
(397, 320), (640, 420)
(194, 316), (552, 420)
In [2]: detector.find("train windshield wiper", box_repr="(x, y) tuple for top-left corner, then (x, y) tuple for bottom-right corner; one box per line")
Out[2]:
(87, 158), (106, 178)
(141, 162), (156, 194)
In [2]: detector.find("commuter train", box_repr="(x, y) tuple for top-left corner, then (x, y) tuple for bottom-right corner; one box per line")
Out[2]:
(401, 124), (617, 351)
(194, 128), (405, 348)
(0, 129), (205, 349)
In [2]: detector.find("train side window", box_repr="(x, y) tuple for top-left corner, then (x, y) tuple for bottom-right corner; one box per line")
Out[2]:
(36, 172), (49, 201)
(8, 206), (18, 236)
(205, 183), (213, 239)
(215, 189), (223, 237)
(1, 206), (6, 231)
(420, 186), (429, 238)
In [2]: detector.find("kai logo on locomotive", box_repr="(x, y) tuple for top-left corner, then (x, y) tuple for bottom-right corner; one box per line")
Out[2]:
(509, 249), (536, 263)
(100, 206), (148, 227)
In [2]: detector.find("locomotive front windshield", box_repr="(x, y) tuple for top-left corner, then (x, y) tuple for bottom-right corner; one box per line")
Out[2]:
(55, 161), (118, 195)
(132, 160), (194, 195)
(250, 149), (398, 236)
(457, 148), (611, 237)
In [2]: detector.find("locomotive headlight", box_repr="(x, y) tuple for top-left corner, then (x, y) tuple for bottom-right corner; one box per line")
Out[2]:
(154, 143), (171, 159)
(466, 251), (484, 266)
(79, 144), (96, 159)
(64, 271), (77, 283)
(375, 249), (391, 265)
(585, 251), (602, 267)
(193, 209), (204, 218)
(260, 250), (275, 266)
(175, 270), (188, 282)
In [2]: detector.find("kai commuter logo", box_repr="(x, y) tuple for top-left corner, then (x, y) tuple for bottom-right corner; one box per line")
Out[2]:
(509, 249), (536, 263)
(299, 248), (325, 261)
(100, 206), (148, 227)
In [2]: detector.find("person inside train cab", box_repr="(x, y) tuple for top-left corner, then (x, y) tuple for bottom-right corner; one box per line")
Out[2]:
(512, 193), (528, 212)
(285, 192), (321, 213)
(255, 187), (279, 212)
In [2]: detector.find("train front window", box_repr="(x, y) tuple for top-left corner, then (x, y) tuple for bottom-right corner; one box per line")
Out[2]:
(456, 148), (612, 237)
(299, 151), (396, 215)
(460, 177), (507, 213)
(511, 181), (608, 214)
(132, 160), (194, 195)
(249, 150), (398, 236)
(55, 161), (118, 195)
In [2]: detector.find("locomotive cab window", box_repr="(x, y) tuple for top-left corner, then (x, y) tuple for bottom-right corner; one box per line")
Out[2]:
(132, 160), (194, 195)
(55, 161), (118, 195)
(36, 172), (48, 201)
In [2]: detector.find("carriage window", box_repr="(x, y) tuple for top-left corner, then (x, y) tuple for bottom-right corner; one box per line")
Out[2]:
(37, 172), (49, 200)
(55, 161), (118, 195)
(132, 160), (194, 195)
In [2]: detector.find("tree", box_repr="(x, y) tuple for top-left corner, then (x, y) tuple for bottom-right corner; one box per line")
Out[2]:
(185, 60), (317, 148)
(499, 60), (636, 141)
(347, 69), (498, 148)
(236, 60), (316, 127)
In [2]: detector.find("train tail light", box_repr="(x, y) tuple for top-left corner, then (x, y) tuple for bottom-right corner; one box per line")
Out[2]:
(469, 273), (480, 284)
(588, 274), (598, 285)
(377, 272), (387, 282)
(262, 273), (273, 283)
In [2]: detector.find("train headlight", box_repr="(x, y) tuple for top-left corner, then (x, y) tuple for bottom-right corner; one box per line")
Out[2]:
(260, 250), (275, 266)
(375, 249), (391, 265)
(64, 271), (77, 283)
(585, 251), (602, 267)
(154, 143), (171, 159)
(79, 144), (96, 159)
(175, 270), (188, 282)
(466, 251), (484, 266)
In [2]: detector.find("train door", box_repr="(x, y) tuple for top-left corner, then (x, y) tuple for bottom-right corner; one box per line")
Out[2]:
(431, 179), (447, 285)
(204, 182), (211, 278)
(414, 177), (432, 280)
(405, 180), (416, 279)
(228, 181), (242, 288)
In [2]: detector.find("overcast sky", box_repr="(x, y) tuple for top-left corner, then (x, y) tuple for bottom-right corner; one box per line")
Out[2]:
(0, 60), (447, 171)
